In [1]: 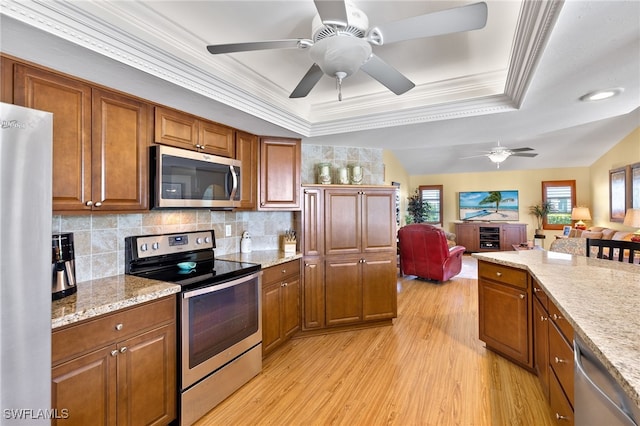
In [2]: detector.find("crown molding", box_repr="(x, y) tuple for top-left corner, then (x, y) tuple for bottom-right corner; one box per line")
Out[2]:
(1, 0), (554, 137)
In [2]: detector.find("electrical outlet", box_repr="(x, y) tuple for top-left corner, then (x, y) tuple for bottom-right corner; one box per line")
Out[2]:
(225, 225), (232, 237)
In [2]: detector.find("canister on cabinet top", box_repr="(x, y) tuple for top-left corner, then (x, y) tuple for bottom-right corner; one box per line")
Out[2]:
(240, 231), (252, 253)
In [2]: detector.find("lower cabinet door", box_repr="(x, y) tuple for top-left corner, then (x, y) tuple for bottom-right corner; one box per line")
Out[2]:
(302, 257), (324, 330)
(52, 346), (117, 426)
(117, 324), (176, 426)
(362, 253), (397, 321)
(262, 281), (284, 355)
(325, 256), (362, 326)
(282, 275), (301, 339)
(478, 279), (531, 367)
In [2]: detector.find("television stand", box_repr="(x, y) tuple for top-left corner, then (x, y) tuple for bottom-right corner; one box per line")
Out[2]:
(455, 222), (527, 252)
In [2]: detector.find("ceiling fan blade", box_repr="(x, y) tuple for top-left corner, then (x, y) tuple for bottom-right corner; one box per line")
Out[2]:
(290, 64), (325, 98)
(368, 2), (488, 46)
(509, 147), (535, 152)
(511, 153), (538, 158)
(313, 0), (348, 26)
(207, 39), (310, 54)
(360, 54), (415, 95)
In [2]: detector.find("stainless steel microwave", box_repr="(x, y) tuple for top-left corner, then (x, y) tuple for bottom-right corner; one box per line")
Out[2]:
(151, 145), (241, 209)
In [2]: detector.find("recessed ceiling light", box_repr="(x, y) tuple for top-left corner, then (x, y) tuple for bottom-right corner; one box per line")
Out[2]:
(579, 88), (624, 102)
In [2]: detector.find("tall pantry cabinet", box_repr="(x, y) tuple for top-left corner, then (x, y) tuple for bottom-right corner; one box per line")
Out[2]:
(296, 185), (398, 333)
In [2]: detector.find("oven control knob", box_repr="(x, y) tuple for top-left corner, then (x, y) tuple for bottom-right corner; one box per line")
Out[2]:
(196, 237), (203, 244)
(140, 243), (148, 252)
(205, 237), (211, 244)
(152, 242), (159, 250)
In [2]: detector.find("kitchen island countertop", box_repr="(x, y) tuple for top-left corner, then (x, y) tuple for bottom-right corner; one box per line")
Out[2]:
(472, 249), (640, 409)
(52, 275), (180, 329)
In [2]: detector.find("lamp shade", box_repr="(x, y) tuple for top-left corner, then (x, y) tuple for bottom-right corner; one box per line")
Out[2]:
(571, 207), (591, 221)
(623, 208), (640, 227)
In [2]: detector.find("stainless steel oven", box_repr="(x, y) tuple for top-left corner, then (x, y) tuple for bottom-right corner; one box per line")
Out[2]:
(125, 230), (262, 426)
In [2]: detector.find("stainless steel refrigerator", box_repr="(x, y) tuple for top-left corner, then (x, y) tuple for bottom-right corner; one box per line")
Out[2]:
(0, 102), (53, 422)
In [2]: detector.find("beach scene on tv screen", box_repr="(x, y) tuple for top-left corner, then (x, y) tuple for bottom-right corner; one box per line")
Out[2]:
(459, 190), (519, 221)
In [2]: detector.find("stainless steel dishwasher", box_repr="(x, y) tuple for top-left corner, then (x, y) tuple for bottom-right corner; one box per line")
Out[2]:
(574, 335), (640, 426)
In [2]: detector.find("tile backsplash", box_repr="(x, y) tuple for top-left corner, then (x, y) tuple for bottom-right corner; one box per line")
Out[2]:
(53, 210), (294, 282)
(301, 144), (384, 185)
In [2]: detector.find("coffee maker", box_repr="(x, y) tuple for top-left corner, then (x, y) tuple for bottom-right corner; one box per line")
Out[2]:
(52, 233), (77, 300)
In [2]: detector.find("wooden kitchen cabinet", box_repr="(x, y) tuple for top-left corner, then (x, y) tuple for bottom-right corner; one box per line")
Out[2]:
(154, 105), (235, 157)
(235, 130), (259, 210)
(258, 137), (301, 210)
(456, 222), (527, 252)
(51, 297), (176, 426)
(548, 297), (575, 420)
(261, 259), (301, 357)
(533, 280), (550, 400)
(478, 261), (533, 369)
(13, 63), (149, 212)
(296, 185), (397, 334)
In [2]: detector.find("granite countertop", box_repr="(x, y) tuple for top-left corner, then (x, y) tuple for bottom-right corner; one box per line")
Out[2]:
(218, 250), (303, 268)
(472, 249), (640, 408)
(52, 275), (180, 329)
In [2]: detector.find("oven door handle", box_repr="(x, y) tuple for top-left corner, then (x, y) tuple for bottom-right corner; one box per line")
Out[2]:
(182, 271), (261, 299)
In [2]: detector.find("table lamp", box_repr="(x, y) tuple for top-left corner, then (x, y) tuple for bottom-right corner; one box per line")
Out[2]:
(623, 208), (640, 242)
(571, 207), (591, 230)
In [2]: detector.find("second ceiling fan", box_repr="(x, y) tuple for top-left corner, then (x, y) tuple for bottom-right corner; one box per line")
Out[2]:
(206, 1), (488, 100)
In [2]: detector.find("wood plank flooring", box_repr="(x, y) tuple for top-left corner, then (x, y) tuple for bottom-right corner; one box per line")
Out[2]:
(194, 257), (555, 426)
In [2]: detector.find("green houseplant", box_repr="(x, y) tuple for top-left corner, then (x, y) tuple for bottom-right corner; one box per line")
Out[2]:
(529, 201), (552, 235)
(406, 189), (431, 224)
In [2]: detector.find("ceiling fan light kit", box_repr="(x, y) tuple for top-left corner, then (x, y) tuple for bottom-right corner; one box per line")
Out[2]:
(205, 0), (488, 101)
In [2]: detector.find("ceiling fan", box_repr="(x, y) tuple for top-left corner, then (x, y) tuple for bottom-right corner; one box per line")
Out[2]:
(464, 142), (539, 168)
(206, 1), (488, 100)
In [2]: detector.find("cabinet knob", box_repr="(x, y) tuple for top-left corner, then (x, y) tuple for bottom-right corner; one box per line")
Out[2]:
(110, 350), (118, 357)
(304, 263), (309, 267)
(554, 356), (566, 364)
(533, 287), (540, 292)
(495, 272), (502, 277)
(94, 201), (102, 207)
(281, 269), (287, 274)
(552, 313), (563, 321)
(115, 323), (123, 331)
(519, 294), (525, 299)
(85, 200), (93, 207)
(555, 413), (569, 421)
(120, 346), (127, 353)
(282, 282), (288, 287)
(540, 316), (547, 321)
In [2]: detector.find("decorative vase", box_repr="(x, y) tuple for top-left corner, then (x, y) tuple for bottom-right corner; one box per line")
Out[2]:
(349, 164), (363, 185)
(317, 163), (332, 184)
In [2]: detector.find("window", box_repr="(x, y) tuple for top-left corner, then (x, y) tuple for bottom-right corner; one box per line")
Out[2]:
(542, 180), (576, 230)
(419, 185), (443, 225)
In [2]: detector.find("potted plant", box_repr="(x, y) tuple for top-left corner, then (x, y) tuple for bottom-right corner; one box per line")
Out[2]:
(406, 189), (431, 224)
(529, 201), (551, 235)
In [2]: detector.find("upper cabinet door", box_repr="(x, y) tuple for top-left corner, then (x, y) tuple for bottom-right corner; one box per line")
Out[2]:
(324, 188), (361, 255)
(92, 88), (149, 211)
(259, 137), (301, 210)
(13, 64), (93, 211)
(154, 106), (234, 157)
(361, 188), (396, 252)
(154, 106), (198, 151)
(235, 131), (259, 210)
(200, 121), (234, 158)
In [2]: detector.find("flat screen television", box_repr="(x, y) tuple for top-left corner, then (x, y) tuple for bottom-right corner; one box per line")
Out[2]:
(459, 190), (519, 221)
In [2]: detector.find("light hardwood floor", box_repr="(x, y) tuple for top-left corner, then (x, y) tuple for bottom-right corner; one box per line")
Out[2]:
(195, 257), (555, 426)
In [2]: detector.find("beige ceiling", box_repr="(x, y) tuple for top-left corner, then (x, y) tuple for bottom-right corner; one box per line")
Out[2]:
(1, 0), (639, 174)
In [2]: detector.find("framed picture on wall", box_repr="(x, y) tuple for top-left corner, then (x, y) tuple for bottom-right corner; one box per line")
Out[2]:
(631, 162), (640, 209)
(609, 166), (628, 222)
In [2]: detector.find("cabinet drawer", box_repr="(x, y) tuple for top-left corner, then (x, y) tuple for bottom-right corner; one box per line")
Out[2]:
(549, 321), (574, 407)
(550, 368), (575, 425)
(532, 279), (548, 310)
(549, 298), (574, 342)
(263, 259), (301, 284)
(52, 296), (175, 365)
(478, 262), (528, 289)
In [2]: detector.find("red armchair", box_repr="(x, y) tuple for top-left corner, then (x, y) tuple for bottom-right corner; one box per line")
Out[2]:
(398, 224), (466, 282)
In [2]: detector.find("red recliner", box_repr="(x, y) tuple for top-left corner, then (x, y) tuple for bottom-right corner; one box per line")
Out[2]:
(398, 224), (466, 282)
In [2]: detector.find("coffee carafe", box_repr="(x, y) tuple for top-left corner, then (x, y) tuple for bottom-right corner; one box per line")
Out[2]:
(52, 233), (77, 300)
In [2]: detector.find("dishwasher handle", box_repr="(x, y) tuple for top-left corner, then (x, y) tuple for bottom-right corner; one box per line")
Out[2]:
(574, 337), (639, 426)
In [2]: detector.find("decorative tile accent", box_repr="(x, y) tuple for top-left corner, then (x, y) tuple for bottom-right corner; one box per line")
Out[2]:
(302, 144), (384, 185)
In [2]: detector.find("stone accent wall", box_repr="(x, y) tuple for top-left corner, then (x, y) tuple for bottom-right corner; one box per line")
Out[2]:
(301, 144), (384, 185)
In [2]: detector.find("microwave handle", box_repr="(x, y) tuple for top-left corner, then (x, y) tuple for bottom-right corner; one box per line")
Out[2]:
(228, 165), (238, 200)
